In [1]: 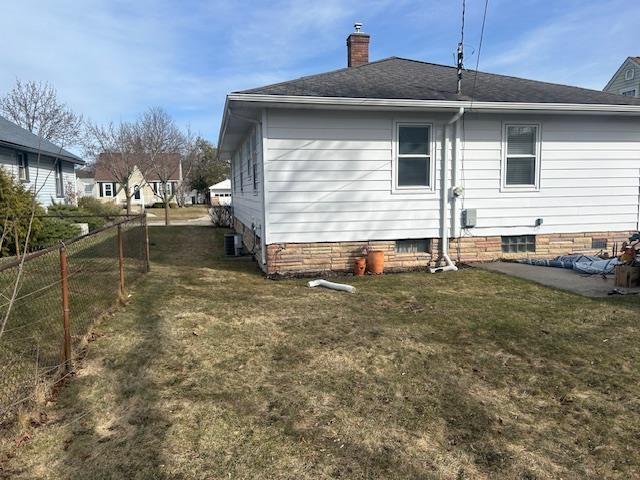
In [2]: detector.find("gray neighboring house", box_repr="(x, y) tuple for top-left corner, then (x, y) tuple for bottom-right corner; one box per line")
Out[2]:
(604, 57), (640, 97)
(0, 114), (84, 207)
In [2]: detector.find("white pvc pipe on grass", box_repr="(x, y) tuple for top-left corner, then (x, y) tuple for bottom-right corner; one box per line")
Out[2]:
(308, 279), (356, 293)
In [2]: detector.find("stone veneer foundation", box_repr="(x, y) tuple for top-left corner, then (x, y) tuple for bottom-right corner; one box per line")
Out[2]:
(234, 218), (633, 276)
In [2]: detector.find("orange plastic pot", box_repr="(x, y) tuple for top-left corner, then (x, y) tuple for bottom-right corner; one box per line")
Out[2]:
(354, 257), (366, 276)
(366, 250), (385, 274)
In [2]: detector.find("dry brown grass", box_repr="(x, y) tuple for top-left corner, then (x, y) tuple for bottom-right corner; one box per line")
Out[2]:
(1, 226), (639, 479)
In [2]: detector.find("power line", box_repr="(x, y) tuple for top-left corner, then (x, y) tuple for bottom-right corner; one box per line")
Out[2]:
(470, 0), (490, 106)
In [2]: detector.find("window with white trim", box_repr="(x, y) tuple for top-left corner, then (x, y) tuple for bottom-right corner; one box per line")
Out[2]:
(17, 152), (29, 182)
(625, 69), (634, 80)
(103, 183), (113, 197)
(55, 161), (64, 197)
(504, 124), (540, 188)
(621, 89), (636, 97)
(396, 124), (432, 188)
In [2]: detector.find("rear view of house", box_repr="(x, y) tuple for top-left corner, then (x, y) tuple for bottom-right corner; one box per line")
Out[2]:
(0, 114), (84, 206)
(219, 25), (640, 276)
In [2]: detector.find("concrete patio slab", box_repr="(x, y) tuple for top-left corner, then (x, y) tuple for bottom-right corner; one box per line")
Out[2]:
(475, 261), (640, 297)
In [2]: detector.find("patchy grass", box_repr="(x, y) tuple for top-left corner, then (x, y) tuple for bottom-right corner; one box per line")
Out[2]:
(1, 226), (639, 479)
(146, 205), (209, 221)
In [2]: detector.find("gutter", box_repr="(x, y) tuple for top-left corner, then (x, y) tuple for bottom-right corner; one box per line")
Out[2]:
(430, 107), (464, 274)
(226, 93), (640, 114)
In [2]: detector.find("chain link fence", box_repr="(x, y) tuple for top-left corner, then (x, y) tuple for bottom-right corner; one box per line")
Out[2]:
(0, 215), (149, 424)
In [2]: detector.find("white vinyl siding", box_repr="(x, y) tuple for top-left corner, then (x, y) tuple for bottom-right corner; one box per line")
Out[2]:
(264, 109), (445, 243)
(458, 113), (640, 237)
(262, 109), (640, 244)
(230, 124), (264, 239)
(0, 146), (76, 206)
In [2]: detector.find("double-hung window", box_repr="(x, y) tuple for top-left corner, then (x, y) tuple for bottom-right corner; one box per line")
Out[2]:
(103, 183), (113, 197)
(17, 152), (29, 182)
(503, 124), (540, 189)
(395, 124), (432, 189)
(55, 161), (64, 197)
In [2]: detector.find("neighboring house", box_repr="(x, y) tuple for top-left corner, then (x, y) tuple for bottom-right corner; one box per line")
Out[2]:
(0, 114), (84, 207)
(209, 179), (231, 205)
(94, 154), (182, 209)
(604, 57), (640, 98)
(218, 25), (640, 276)
(76, 166), (97, 198)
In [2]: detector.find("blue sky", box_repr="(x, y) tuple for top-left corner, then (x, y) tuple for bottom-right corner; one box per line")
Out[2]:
(1, 0), (639, 146)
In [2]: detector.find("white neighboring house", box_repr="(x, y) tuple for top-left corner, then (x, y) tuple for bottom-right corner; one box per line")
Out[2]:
(0, 114), (84, 206)
(604, 56), (640, 98)
(209, 179), (231, 205)
(218, 25), (640, 276)
(76, 167), (97, 198)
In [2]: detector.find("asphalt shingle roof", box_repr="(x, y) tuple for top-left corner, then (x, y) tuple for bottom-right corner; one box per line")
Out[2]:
(238, 57), (640, 106)
(0, 114), (84, 164)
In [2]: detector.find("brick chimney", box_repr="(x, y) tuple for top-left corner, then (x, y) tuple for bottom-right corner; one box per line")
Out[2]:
(347, 22), (370, 67)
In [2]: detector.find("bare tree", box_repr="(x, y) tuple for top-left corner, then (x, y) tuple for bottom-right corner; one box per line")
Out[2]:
(138, 107), (186, 225)
(85, 121), (149, 215)
(0, 79), (83, 146)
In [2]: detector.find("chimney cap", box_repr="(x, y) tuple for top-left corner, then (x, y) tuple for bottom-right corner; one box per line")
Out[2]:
(354, 22), (363, 33)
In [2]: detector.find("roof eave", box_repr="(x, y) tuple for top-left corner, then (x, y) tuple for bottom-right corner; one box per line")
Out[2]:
(0, 139), (85, 165)
(227, 93), (640, 115)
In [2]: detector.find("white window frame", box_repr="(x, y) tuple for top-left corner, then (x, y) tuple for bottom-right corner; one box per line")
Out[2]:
(621, 89), (636, 97)
(392, 121), (436, 194)
(55, 161), (64, 198)
(625, 68), (634, 80)
(16, 152), (29, 182)
(103, 183), (113, 197)
(501, 122), (541, 192)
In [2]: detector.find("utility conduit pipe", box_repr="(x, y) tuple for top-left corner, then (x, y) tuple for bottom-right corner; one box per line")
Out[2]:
(430, 107), (464, 274)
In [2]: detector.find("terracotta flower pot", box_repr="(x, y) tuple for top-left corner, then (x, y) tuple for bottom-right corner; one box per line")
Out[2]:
(354, 257), (366, 276)
(366, 250), (385, 274)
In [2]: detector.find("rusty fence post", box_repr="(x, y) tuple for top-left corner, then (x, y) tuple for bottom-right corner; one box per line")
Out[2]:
(117, 224), (125, 298)
(59, 245), (72, 371)
(143, 214), (150, 273)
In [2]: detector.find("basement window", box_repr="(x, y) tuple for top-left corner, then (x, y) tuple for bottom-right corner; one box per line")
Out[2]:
(501, 235), (535, 253)
(395, 239), (430, 254)
(503, 124), (540, 189)
(592, 238), (608, 249)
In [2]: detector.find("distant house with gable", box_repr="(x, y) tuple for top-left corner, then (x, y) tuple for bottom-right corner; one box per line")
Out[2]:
(0, 114), (84, 206)
(604, 57), (640, 98)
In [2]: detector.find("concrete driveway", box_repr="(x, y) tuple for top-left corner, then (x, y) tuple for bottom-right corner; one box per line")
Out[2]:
(476, 261), (640, 297)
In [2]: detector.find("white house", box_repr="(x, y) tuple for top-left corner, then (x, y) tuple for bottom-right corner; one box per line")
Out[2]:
(209, 179), (231, 205)
(0, 114), (84, 207)
(604, 57), (640, 98)
(218, 26), (640, 276)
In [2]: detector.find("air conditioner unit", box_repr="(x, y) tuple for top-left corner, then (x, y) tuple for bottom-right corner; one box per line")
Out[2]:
(224, 233), (244, 257)
(233, 233), (243, 256)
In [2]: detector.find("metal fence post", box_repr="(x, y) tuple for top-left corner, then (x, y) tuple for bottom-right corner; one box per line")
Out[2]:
(143, 214), (150, 273)
(117, 224), (125, 297)
(59, 245), (72, 371)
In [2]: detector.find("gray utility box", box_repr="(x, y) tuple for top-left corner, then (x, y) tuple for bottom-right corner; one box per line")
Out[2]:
(461, 209), (477, 228)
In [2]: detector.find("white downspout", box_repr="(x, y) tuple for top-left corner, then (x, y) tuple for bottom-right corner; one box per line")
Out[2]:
(430, 107), (464, 274)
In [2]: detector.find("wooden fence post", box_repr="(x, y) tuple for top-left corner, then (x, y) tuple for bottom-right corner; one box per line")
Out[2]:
(117, 224), (125, 298)
(143, 214), (150, 273)
(59, 245), (71, 371)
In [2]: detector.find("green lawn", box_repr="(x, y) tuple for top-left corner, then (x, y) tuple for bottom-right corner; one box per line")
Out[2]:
(1, 226), (639, 479)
